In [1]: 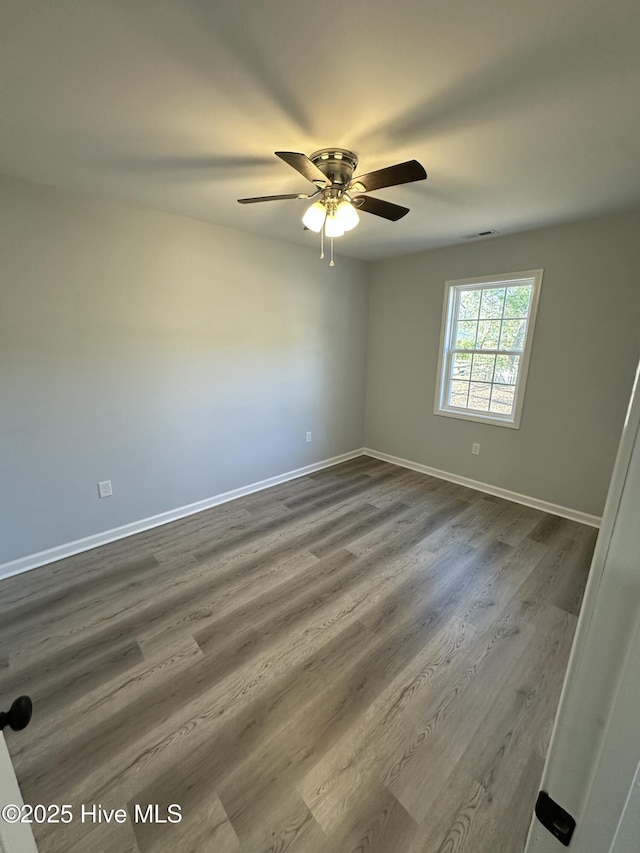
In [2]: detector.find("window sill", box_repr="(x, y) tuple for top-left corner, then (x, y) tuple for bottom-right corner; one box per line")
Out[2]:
(433, 406), (521, 429)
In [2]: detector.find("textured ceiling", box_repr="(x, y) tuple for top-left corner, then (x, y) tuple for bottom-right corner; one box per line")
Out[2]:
(1, 0), (640, 260)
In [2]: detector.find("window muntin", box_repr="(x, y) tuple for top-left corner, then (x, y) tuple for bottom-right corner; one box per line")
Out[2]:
(435, 270), (542, 428)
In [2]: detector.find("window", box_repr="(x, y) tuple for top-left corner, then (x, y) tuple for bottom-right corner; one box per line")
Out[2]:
(434, 269), (543, 428)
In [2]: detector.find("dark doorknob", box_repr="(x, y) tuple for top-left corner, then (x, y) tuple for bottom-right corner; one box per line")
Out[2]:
(0, 696), (33, 732)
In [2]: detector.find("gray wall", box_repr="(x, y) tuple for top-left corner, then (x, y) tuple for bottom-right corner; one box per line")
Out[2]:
(3, 172), (640, 567)
(0, 175), (369, 565)
(365, 210), (640, 517)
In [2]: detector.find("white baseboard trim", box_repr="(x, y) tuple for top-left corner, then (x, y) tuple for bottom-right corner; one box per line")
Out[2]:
(363, 448), (601, 528)
(0, 448), (365, 581)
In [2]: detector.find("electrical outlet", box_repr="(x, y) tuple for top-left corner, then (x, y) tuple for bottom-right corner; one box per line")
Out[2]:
(306, 431), (312, 443)
(98, 480), (112, 498)
(472, 443), (480, 456)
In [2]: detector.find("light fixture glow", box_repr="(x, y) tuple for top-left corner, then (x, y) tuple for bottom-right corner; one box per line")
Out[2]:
(324, 215), (345, 238)
(335, 200), (359, 232)
(302, 201), (326, 233)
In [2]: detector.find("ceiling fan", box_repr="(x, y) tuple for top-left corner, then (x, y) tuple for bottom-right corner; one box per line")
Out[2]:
(238, 148), (427, 265)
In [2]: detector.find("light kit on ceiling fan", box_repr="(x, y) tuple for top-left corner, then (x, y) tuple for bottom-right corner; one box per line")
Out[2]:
(238, 148), (427, 266)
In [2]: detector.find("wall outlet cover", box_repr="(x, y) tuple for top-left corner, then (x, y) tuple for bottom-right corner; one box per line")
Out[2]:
(98, 480), (113, 498)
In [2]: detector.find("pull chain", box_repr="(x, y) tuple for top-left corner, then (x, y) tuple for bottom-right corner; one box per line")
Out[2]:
(330, 237), (334, 267)
(320, 226), (324, 260)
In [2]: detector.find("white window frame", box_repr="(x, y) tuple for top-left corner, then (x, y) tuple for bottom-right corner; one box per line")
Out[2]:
(434, 269), (543, 429)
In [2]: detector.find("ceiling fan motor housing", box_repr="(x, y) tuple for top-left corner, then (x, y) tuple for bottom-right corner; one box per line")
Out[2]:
(310, 149), (358, 188)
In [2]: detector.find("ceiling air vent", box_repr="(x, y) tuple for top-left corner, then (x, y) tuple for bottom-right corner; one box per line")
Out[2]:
(463, 229), (499, 239)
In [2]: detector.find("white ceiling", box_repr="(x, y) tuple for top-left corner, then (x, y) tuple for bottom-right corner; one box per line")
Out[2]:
(1, 0), (639, 261)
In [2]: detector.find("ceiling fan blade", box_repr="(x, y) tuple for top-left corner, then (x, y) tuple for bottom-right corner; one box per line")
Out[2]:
(237, 193), (309, 204)
(353, 195), (410, 221)
(350, 160), (427, 193)
(275, 151), (330, 187)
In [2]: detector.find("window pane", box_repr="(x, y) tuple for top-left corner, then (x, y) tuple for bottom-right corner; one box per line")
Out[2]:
(469, 382), (491, 411)
(455, 321), (477, 349)
(479, 287), (505, 319)
(452, 352), (472, 380)
(458, 289), (481, 320)
(499, 319), (526, 350)
(477, 319), (501, 349)
(471, 353), (495, 382)
(504, 285), (532, 319)
(449, 380), (469, 407)
(490, 384), (516, 414)
(494, 354), (520, 384)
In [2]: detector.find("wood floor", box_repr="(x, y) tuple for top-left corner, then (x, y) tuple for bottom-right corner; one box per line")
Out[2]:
(0, 457), (598, 853)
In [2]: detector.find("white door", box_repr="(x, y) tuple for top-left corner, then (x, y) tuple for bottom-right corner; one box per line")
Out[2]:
(0, 733), (38, 853)
(525, 360), (640, 853)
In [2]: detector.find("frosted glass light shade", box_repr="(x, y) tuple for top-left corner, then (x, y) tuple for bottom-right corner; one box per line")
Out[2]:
(325, 214), (345, 238)
(302, 201), (326, 233)
(335, 201), (359, 231)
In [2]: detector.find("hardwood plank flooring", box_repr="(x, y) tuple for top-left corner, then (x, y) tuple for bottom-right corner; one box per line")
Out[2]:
(0, 457), (598, 853)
